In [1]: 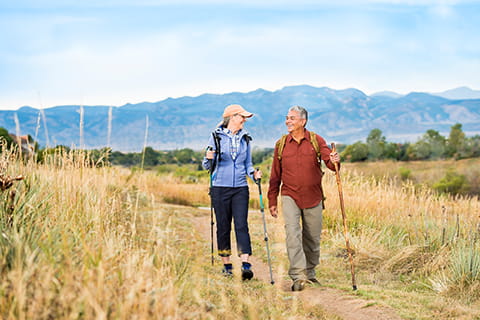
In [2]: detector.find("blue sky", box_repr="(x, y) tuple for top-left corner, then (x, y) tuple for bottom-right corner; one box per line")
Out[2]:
(1, 0), (479, 110)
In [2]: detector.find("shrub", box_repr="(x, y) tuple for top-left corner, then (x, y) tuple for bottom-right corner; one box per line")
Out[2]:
(432, 170), (468, 195)
(398, 167), (412, 180)
(431, 242), (480, 301)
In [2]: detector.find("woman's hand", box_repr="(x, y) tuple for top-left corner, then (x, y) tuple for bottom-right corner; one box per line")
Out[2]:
(206, 149), (215, 160)
(253, 169), (262, 180)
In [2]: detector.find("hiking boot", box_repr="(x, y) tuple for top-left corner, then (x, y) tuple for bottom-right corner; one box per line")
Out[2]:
(308, 278), (321, 286)
(241, 262), (254, 280)
(291, 279), (306, 291)
(222, 263), (233, 277)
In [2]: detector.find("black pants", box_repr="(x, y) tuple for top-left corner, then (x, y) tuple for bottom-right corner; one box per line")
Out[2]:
(211, 186), (251, 257)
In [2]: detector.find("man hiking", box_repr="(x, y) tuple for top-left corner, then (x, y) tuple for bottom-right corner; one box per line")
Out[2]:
(267, 105), (340, 291)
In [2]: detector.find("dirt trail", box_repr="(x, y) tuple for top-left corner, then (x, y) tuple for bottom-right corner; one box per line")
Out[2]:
(193, 211), (404, 320)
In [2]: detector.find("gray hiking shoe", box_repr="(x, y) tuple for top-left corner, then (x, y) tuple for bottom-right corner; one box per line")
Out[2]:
(308, 278), (321, 286)
(291, 279), (306, 291)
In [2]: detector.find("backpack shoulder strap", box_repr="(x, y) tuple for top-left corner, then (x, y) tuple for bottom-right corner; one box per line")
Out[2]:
(309, 131), (321, 163)
(309, 130), (326, 206)
(212, 131), (221, 152)
(275, 134), (288, 161)
(211, 131), (221, 171)
(243, 133), (252, 145)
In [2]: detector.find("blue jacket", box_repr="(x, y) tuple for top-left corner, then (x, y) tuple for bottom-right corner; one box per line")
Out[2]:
(202, 127), (255, 187)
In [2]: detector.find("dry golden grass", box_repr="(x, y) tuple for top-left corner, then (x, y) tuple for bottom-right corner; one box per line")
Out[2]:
(1, 145), (480, 319)
(0, 149), (332, 319)
(316, 161), (480, 319)
(144, 172), (210, 207)
(248, 159), (480, 319)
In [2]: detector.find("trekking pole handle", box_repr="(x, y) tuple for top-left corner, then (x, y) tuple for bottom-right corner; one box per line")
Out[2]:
(205, 146), (213, 161)
(206, 146), (215, 173)
(206, 146), (214, 155)
(331, 142), (340, 171)
(254, 167), (262, 185)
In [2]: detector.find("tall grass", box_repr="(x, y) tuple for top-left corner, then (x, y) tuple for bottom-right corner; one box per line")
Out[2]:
(132, 159), (480, 305)
(143, 160), (480, 304)
(142, 162), (480, 312)
(0, 148), (329, 319)
(315, 164), (480, 312)
(2, 142), (480, 319)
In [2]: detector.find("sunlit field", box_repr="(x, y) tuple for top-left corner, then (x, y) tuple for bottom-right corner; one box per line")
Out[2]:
(1, 146), (480, 319)
(0, 148), (334, 320)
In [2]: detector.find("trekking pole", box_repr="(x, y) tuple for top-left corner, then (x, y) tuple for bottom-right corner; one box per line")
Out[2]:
(207, 147), (215, 266)
(331, 143), (357, 291)
(255, 169), (275, 285)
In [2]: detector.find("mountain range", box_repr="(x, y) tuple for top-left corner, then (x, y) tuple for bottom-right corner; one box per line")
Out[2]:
(1, 85), (479, 152)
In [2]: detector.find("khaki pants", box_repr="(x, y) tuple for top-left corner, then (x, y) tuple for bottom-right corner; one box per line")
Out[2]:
(282, 196), (323, 280)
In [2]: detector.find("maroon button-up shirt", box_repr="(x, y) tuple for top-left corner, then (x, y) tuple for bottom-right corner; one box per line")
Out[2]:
(268, 129), (338, 209)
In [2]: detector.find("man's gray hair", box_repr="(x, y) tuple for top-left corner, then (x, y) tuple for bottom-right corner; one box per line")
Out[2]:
(289, 105), (308, 124)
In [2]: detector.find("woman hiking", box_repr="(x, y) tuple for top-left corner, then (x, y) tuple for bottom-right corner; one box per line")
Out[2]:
(202, 104), (262, 280)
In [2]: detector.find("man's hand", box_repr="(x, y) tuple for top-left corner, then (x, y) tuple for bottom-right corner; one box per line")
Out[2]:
(330, 151), (340, 163)
(269, 206), (278, 218)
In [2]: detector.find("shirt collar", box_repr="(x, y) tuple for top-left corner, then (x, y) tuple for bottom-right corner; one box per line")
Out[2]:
(287, 128), (309, 143)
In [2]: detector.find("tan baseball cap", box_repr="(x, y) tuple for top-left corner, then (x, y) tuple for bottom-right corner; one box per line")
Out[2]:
(222, 104), (253, 118)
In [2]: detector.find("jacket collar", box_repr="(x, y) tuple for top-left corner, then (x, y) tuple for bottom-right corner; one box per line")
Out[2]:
(215, 126), (249, 138)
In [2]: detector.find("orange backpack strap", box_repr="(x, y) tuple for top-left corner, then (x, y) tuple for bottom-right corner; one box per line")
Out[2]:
(275, 134), (288, 161)
(309, 131), (326, 206)
(309, 131), (322, 163)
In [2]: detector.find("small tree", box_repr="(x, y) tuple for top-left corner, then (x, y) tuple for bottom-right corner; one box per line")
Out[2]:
(466, 135), (480, 157)
(143, 147), (160, 166)
(410, 129), (446, 160)
(366, 128), (386, 160)
(408, 140), (431, 160)
(174, 148), (195, 164)
(425, 129), (447, 159)
(342, 141), (368, 162)
(446, 123), (466, 159)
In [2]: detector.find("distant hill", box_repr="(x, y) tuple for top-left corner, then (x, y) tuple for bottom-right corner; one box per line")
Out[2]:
(370, 91), (404, 98)
(1, 85), (479, 151)
(431, 86), (480, 100)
